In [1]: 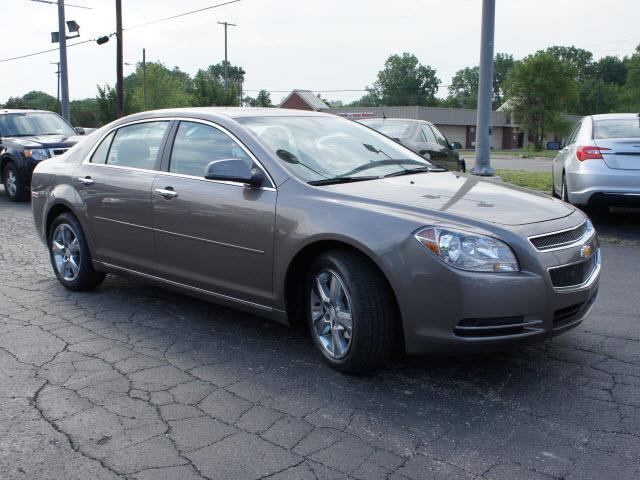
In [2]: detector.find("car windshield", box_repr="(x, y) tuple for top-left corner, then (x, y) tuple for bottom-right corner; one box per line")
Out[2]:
(358, 119), (413, 138)
(593, 118), (640, 139)
(238, 116), (435, 183)
(0, 112), (76, 137)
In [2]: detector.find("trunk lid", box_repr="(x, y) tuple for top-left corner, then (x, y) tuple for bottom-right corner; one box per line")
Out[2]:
(594, 138), (640, 170)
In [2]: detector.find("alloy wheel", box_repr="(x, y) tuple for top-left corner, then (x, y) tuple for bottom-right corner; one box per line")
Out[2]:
(51, 224), (81, 281)
(309, 269), (353, 359)
(5, 169), (17, 198)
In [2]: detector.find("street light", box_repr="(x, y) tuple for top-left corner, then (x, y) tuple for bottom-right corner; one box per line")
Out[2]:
(51, 19), (80, 43)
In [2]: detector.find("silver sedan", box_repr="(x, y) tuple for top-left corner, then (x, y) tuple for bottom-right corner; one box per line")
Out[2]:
(552, 113), (640, 208)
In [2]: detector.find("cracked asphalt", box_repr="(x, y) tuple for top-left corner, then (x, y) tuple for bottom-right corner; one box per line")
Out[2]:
(1, 192), (639, 480)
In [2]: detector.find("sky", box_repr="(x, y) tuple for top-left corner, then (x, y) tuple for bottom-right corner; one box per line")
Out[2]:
(2, 0), (639, 105)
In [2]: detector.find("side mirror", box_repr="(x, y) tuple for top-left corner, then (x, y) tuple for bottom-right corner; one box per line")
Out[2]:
(204, 159), (265, 187)
(450, 141), (462, 150)
(75, 127), (85, 136)
(546, 141), (561, 151)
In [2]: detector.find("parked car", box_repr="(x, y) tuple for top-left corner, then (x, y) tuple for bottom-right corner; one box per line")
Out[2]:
(551, 113), (640, 209)
(0, 109), (83, 201)
(358, 118), (465, 172)
(32, 108), (600, 372)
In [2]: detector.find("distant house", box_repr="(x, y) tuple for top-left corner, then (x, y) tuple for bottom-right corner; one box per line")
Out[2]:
(279, 89), (329, 111)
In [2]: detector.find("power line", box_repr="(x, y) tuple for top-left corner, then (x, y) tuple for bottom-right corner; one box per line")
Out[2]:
(29, 0), (92, 9)
(126, 0), (241, 31)
(0, 0), (242, 64)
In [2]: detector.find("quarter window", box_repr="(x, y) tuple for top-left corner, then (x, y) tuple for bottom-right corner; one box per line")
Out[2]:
(106, 121), (169, 170)
(90, 131), (115, 164)
(169, 121), (253, 177)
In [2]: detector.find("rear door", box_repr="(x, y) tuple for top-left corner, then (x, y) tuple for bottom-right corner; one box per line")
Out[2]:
(593, 118), (640, 170)
(151, 120), (277, 306)
(74, 120), (171, 272)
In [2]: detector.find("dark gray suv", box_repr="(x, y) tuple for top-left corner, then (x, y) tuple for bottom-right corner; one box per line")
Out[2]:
(31, 108), (600, 372)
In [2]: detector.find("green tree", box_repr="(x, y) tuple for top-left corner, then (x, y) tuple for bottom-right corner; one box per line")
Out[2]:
(505, 52), (578, 150)
(371, 53), (440, 106)
(348, 89), (382, 107)
(586, 55), (628, 86)
(574, 79), (621, 115)
(128, 62), (192, 111)
(620, 46), (640, 111)
(447, 66), (479, 109)
(493, 53), (516, 107)
(191, 67), (238, 106)
(544, 45), (593, 79)
(244, 89), (272, 107)
(4, 91), (58, 112)
(70, 98), (99, 127)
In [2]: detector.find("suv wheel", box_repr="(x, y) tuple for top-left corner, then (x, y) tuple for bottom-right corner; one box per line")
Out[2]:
(306, 249), (396, 373)
(3, 162), (28, 202)
(48, 213), (105, 291)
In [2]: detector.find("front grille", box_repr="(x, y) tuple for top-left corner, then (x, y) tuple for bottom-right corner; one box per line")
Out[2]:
(549, 255), (597, 288)
(529, 222), (589, 251)
(48, 148), (69, 156)
(454, 316), (542, 338)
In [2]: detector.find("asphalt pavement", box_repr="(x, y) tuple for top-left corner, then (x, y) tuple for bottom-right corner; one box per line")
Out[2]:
(1, 193), (639, 480)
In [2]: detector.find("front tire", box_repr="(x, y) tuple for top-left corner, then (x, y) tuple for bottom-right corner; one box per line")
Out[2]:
(3, 162), (29, 202)
(305, 249), (397, 373)
(48, 213), (105, 291)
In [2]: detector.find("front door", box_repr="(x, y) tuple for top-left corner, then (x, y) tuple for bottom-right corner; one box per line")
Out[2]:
(74, 120), (171, 272)
(151, 120), (276, 306)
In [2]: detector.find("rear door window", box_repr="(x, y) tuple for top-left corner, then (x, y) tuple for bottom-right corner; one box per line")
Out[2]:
(106, 121), (169, 170)
(429, 125), (450, 147)
(421, 125), (437, 144)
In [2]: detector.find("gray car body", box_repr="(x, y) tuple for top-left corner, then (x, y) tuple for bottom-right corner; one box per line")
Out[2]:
(32, 108), (600, 355)
(552, 113), (640, 206)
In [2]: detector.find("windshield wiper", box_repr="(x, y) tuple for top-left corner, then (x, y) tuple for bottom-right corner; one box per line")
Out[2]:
(308, 176), (381, 186)
(384, 166), (431, 178)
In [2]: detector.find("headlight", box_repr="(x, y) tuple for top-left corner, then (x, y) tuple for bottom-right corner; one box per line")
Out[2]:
(23, 149), (50, 161)
(415, 227), (519, 272)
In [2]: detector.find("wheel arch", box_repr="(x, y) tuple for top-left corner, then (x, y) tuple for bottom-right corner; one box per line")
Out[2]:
(282, 238), (404, 348)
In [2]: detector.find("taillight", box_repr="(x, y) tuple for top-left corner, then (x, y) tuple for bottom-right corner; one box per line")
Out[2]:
(576, 145), (610, 161)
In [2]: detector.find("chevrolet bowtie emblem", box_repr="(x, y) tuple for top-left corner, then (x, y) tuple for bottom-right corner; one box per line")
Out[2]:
(580, 245), (593, 258)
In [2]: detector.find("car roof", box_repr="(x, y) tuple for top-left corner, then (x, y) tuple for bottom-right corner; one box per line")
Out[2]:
(359, 118), (431, 125)
(137, 107), (334, 119)
(590, 113), (640, 120)
(0, 109), (54, 115)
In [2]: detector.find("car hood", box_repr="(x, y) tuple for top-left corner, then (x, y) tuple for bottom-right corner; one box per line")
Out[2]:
(4, 134), (81, 149)
(320, 171), (575, 226)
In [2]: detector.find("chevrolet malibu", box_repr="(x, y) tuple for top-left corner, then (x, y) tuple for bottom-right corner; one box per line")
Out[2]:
(32, 108), (601, 372)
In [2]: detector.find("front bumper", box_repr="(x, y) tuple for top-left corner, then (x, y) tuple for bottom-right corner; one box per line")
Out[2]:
(382, 218), (601, 355)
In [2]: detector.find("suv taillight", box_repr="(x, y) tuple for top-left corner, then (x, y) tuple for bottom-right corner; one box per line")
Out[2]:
(576, 145), (610, 161)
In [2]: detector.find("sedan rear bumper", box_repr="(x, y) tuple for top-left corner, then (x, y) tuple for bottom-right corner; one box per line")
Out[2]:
(566, 166), (640, 206)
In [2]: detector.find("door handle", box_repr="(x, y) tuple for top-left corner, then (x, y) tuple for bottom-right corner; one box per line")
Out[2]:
(154, 188), (178, 199)
(76, 176), (94, 186)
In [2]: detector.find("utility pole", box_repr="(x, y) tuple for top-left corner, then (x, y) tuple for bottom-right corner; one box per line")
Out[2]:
(50, 61), (61, 114)
(217, 21), (236, 89)
(470, 0), (496, 176)
(57, 0), (70, 121)
(115, 0), (124, 118)
(142, 48), (147, 110)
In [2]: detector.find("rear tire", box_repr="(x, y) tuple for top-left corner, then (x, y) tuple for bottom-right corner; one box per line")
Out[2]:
(561, 173), (571, 204)
(48, 213), (105, 291)
(3, 162), (29, 202)
(305, 249), (397, 373)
